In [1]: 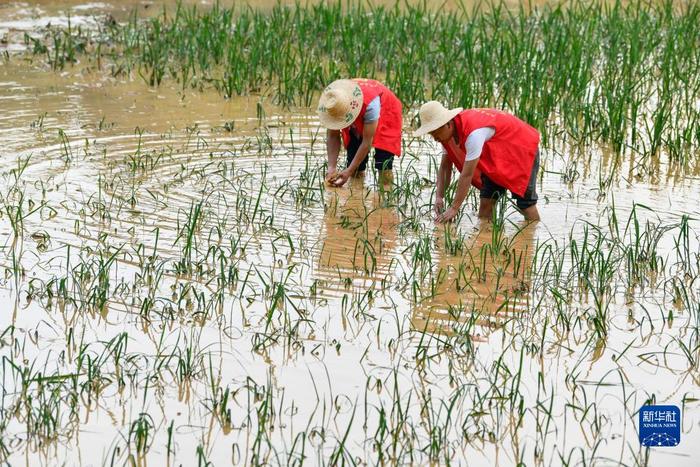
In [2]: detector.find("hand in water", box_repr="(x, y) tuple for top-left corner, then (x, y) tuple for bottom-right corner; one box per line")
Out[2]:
(435, 206), (458, 223)
(331, 170), (351, 187)
(325, 169), (341, 186)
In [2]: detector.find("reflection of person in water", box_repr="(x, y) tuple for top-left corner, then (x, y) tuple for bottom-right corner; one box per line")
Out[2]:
(316, 177), (398, 290)
(411, 221), (537, 336)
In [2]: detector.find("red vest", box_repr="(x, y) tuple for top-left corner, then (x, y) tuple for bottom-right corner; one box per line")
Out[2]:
(341, 79), (403, 156)
(441, 109), (540, 197)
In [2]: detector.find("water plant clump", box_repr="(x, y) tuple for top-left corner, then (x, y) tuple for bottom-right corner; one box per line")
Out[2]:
(22, 0), (700, 164)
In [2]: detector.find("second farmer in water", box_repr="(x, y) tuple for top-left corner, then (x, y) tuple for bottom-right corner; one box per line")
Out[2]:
(414, 101), (541, 222)
(316, 78), (403, 187)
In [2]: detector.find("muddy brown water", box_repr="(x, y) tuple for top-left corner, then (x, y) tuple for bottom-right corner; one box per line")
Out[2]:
(1, 2), (700, 466)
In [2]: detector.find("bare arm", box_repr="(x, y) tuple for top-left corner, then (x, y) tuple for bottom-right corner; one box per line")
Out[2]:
(326, 129), (341, 176)
(434, 153), (453, 216)
(332, 121), (378, 186)
(436, 153), (453, 199)
(436, 158), (479, 223)
(346, 121), (377, 173)
(452, 158), (479, 210)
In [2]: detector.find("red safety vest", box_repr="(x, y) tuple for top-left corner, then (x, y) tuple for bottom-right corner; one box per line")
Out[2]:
(441, 109), (540, 197)
(341, 79), (403, 156)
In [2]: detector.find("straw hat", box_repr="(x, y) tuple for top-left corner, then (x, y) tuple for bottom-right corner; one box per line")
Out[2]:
(413, 101), (463, 136)
(317, 79), (364, 130)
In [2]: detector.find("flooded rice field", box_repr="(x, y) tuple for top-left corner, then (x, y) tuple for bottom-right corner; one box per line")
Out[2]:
(1, 1), (700, 466)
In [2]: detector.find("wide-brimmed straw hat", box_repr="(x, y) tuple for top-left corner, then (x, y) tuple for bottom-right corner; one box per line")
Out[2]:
(317, 79), (364, 130)
(413, 101), (463, 136)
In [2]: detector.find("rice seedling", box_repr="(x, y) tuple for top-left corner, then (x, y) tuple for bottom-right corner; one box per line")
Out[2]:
(18, 0), (700, 162)
(128, 412), (155, 457)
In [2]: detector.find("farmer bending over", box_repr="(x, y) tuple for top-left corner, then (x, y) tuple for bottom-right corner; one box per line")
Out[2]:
(317, 79), (403, 187)
(414, 101), (541, 222)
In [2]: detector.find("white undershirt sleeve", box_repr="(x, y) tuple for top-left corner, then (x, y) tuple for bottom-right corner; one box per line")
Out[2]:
(465, 127), (495, 161)
(363, 96), (381, 123)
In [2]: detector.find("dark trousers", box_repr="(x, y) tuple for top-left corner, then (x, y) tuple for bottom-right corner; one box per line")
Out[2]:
(346, 130), (395, 171)
(480, 150), (539, 209)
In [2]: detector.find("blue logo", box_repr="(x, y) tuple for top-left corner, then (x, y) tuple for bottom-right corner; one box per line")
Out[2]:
(639, 405), (680, 447)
